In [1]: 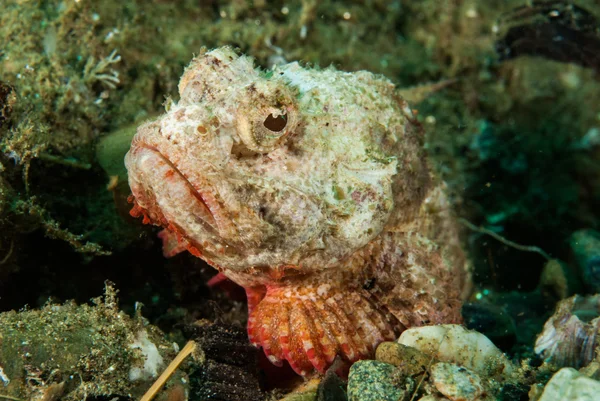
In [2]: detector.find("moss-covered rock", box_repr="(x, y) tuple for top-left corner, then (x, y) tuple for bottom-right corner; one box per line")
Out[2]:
(0, 284), (185, 400)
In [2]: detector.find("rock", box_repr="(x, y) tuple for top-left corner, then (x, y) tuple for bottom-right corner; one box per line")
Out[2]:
(537, 367), (600, 401)
(430, 362), (484, 401)
(579, 361), (600, 381)
(398, 324), (515, 378)
(0, 284), (184, 400)
(376, 341), (434, 376)
(347, 360), (410, 401)
(570, 229), (600, 293)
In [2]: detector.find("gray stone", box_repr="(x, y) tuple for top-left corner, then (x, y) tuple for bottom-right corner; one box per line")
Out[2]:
(347, 360), (408, 401)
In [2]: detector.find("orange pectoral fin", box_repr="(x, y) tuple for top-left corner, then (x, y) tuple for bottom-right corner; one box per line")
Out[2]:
(247, 283), (402, 376)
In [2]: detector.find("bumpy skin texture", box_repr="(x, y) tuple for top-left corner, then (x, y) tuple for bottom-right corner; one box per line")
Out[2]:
(125, 47), (468, 376)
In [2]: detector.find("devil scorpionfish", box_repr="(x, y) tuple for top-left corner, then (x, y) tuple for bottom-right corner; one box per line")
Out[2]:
(125, 47), (470, 376)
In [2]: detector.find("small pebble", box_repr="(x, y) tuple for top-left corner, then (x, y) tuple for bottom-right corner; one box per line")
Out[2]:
(376, 342), (434, 376)
(430, 362), (484, 401)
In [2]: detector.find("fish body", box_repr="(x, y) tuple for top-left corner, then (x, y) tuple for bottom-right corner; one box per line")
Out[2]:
(126, 47), (468, 376)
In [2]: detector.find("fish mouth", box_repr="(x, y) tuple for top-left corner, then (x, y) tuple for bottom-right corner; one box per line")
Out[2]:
(126, 143), (236, 256)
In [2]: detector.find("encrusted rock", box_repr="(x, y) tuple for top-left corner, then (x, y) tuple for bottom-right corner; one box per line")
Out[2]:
(398, 324), (515, 378)
(347, 360), (410, 401)
(0, 284), (183, 401)
(536, 367), (600, 401)
(430, 362), (484, 401)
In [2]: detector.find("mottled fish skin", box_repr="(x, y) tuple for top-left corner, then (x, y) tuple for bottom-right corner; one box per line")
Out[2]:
(125, 47), (470, 376)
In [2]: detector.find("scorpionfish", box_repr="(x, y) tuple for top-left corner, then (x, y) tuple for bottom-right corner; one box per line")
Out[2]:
(125, 47), (470, 376)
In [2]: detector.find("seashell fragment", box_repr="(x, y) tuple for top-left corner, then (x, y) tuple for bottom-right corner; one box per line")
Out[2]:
(534, 294), (600, 369)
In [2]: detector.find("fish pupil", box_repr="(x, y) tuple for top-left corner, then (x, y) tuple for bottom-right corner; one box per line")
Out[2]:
(263, 112), (287, 132)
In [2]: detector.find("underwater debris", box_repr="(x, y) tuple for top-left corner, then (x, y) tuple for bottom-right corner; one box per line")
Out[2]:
(140, 341), (198, 401)
(13, 198), (110, 256)
(496, 1), (600, 72)
(535, 294), (600, 369)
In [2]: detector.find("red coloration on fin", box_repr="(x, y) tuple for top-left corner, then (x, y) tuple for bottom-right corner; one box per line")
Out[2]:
(247, 284), (401, 376)
(157, 229), (187, 258)
(129, 195), (204, 259)
(246, 286), (268, 349)
(186, 243), (202, 257)
(206, 273), (246, 301)
(207, 272), (229, 287)
(128, 196), (153, 225)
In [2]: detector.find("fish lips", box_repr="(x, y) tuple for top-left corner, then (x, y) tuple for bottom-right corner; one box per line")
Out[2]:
(125, 144), (237, 258)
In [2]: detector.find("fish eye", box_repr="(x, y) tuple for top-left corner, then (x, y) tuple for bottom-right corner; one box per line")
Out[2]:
(263, 112), (287, 132)
(237, 103), (297, 153)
